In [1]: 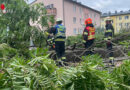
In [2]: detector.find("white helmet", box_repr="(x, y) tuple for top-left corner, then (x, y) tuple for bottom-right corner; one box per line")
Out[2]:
(106, 17), (112, 21)
(56, 18), (63, 22)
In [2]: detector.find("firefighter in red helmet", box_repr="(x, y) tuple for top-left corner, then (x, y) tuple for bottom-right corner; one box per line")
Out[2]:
(83, 18), (95, 55)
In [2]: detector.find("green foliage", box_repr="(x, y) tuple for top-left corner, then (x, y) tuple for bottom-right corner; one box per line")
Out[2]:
(0, 43), (17, 58)
(82, 54), (104, 67)
(66, 28), (105, 48)
(111, 60), (130, 90)
(128, 51), (130, 56)
(64, 65), (106, 89)
(0, 1), (130, 90)
(114, 31), (130, 42)
(0, 43), (17, 69)
(0, 0), (54, 56)
(0, 45), (130, 89)
(119, 40), (130, 48)
(0, 51), (58, 89)
(66, 35), (83, 47)
(119, 28), (130, 34)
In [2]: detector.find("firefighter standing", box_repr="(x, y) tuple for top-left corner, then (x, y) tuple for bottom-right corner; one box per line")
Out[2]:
(83, 18), (95, 55)
(104, 17), (114, 64)
(49, 18), (66, 61)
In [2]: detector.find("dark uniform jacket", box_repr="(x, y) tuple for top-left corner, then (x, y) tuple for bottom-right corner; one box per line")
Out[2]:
(49, 24), (66, 42)
(105, 24), (114, 40)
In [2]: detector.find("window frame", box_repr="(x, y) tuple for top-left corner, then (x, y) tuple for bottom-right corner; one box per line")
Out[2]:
(73, 4), (76, 13)
(73, 17), (76, 24)
(73, 28), (77, 34)
(124, 16), (129, 20)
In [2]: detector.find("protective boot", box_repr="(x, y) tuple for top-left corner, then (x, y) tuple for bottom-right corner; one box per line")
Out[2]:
(109, 57), (114, 66)
(61, 57), (68, 66)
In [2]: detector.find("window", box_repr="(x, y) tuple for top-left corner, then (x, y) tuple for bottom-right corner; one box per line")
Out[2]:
(88, 14), (90, 18)
(125, 23), (129, 28)
(73, 17), (76, 24)
(79, 7), (82, 13)
(73, 4), (76, 12)
(77, 29), (83, 34)
(79, 29), (83, 34)
(94, 14), (96, 18)
(91, 14), (93, 18)
(80, 18), (82, 24)
(127, 23), (129, 28)
(119, 16), (122, 20)
(73, 28), (77, 34)
(125, 16), (129, 20)
(119, 23), (122, 28)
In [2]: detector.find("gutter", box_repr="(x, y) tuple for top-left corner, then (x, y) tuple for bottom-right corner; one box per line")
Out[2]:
(63, 0), (65, 26)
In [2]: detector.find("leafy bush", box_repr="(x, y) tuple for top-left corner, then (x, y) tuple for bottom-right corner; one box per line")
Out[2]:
(128, 51), (130, 56)
(119, 28), (130, 34)
(111, 60), (130, 90)
(0, 0), (54, 56)
(0, 43), (17, 58)
(119, 40), (130, 48)
(1, 46), (130, 90)
(95, 27), (104, 41)
(66, 35), (83, 46)
(66, 27), (105, 48)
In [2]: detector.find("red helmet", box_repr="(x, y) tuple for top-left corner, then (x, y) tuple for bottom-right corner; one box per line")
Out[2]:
(85, 18), (92, 25)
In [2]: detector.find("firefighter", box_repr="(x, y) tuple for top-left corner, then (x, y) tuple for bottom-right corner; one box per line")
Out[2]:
(104, 17), (114, 65)
(83, 18), (95, 55)
(49, 18), (66, 62)
(46, 30), (55, 50)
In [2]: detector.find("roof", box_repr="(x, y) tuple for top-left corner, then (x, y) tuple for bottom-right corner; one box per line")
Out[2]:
(102, 10), (130, 17)
(30, 0), (101, 14)
(65, 0), (101, 14)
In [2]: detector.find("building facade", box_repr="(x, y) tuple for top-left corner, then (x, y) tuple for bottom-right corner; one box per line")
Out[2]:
(101, 11), (130, 34)
(31, 0), (101, 36)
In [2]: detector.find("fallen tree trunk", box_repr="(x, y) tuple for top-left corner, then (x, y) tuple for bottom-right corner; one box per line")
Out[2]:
(66, 32), (130, 50)
(49, 46), (128, 62)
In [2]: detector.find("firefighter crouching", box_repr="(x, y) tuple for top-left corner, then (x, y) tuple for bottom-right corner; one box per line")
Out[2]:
(83, 18), (95, 55)
(104, 17), (114, 65)
(44, 30), (55, 50)
(49, 18), (66, 62)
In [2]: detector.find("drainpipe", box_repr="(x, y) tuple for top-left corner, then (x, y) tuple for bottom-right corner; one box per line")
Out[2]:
(63, 0), (65, 26)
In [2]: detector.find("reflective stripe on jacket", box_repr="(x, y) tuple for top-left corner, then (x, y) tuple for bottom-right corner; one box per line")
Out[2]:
(55, 24), (66, 41)
(105, 29), (113, 40)
(86, 26), (95, 40)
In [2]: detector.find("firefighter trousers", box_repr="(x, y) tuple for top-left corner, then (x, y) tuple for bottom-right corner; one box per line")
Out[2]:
(106, 41), (113, 57)
(55, 41), (65, 59)
(84, 39), (94, 55)
(84, 39), (94, 48)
